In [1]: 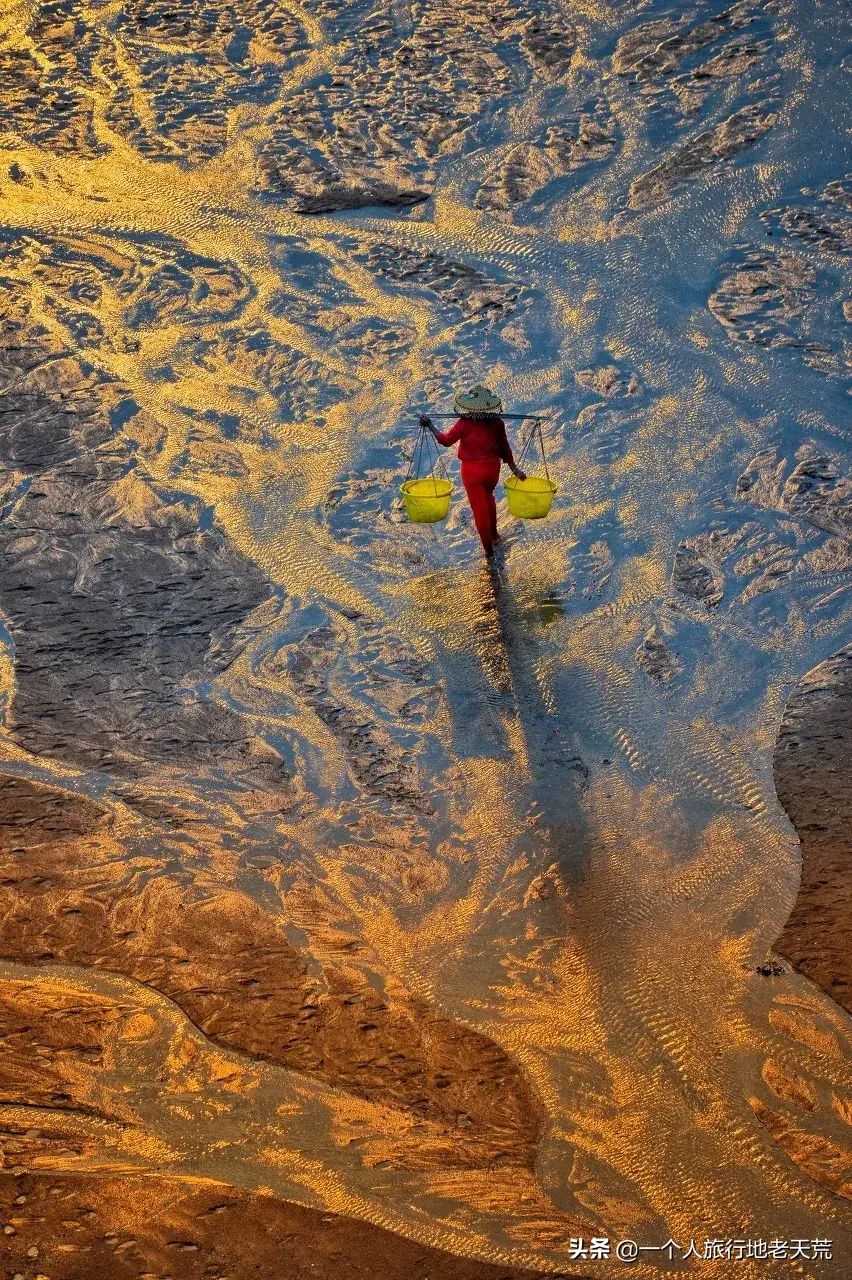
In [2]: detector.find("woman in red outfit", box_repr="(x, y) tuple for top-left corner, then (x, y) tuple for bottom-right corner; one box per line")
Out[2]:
(419, 385), (526, 556)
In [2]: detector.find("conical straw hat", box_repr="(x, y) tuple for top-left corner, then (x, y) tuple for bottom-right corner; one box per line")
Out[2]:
(453, 384), (503, 417)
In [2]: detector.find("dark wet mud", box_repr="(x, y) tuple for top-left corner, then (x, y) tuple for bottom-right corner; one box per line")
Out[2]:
(776, 649), (852, 1016)
(0, 0), (851, 1277)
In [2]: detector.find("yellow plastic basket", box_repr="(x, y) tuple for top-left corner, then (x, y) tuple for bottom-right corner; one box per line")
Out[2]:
(505, 474), (558, 519)
(401, 476), (453, 523)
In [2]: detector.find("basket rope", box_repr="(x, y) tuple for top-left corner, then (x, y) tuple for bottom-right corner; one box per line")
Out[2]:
(405, 421), (450, 495)
(516, 418), (550, 483)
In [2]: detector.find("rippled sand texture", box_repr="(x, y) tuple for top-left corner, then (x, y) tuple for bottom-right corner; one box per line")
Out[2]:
(1, 0), (851, 1275)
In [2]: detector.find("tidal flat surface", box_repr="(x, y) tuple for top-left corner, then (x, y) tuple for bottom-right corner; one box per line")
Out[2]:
(0, 0), (850, 1276)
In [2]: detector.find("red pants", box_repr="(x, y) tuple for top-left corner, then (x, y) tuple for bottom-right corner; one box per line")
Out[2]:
(461, 458), (501, 554)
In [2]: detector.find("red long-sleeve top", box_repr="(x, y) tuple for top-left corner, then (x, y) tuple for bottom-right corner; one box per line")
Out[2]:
(434, 416), (515, 464)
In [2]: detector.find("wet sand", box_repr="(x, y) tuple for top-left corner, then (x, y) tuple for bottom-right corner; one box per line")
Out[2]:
(0, 774), (555, 1277)
(1, 0), (851, 1274)
(0, 656), (849, 1280)
(0, 1178), (560, 1280)
(775, 649), (852, 1013)
(1, 660), (850, 1280)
